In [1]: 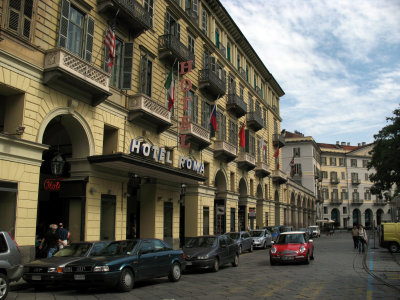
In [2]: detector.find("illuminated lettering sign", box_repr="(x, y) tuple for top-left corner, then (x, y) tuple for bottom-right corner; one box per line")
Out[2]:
(44, 179), (61, 191)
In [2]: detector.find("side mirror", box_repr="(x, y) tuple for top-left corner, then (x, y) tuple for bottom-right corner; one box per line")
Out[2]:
(271, 241), (275, 245)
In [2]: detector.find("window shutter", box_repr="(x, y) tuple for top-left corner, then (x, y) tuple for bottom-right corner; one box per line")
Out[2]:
(165, 12), (170, 34)
(245, 130), (249, 153)
(22, 0), (33, 38)
(193, 0), (198, 15)
(222, 114), (226, 141)
(121, 42), (134, 90)
(84, 16), (95, 62)
(140, 56), (148, 94)
(193, 94), (198, 124)
(8, 0), (21, 33)
(58, 0), (70, 48)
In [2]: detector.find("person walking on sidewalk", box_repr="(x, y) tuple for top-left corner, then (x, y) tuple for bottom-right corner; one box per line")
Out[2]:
(352, 225), (359, 249)
(358, 224), (368, 254)
(57, 223), (70, 249)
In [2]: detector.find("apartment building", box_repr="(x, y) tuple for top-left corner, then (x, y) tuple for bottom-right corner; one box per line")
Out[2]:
(0, 0), (316, 262)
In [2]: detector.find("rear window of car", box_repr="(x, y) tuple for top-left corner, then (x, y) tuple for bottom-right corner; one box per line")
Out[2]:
(0, 233), (8, 253)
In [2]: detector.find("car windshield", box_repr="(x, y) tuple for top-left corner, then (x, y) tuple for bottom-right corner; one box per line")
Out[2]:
(53, 243), (92, 257)
(97, 240), (138, 256)
(276, 234), (306, 244)
(185, 237), (217, 248)
(226, 233), (239, 240)
(250, 231), (263, 237)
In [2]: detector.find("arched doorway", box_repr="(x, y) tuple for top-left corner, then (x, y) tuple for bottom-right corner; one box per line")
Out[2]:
(365, 209), (373, 229)
(353, 209), (361, 226)
(214, 170), (228, 235)
(376, 209), (384, 225)
(238, 178), (248, 231)
(37, 114), (90, 242)
(274, 190), (280, 226)
(331, 208), (340, 228)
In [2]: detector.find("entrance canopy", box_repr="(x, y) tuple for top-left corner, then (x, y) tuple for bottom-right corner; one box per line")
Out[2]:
(88, 153), (206, 184)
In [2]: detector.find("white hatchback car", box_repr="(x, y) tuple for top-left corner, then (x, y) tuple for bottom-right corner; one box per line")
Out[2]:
(308, 226), (321, 238)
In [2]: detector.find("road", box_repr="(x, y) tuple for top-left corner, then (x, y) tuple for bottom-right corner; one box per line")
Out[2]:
(8, 232), (400, 299)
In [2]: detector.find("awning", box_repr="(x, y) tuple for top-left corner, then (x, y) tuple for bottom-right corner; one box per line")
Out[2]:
(88, 153), (206, 184)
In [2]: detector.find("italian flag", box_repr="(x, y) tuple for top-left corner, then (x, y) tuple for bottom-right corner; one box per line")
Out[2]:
(165, 67), (175, 111)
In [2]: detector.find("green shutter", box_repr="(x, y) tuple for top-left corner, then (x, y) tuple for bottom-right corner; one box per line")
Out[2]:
(121, 42), (134, 90)
(140, 56), (148, 94)
(84, 16), (94, 62)
(58, 0), (70, 48)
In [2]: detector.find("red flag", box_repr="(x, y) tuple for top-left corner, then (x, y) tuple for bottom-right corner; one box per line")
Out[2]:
(274, 146), (280, 158)
(104, 20), (116, 73)
(210, 105), (218, 132)
(239, 123), (245, 148)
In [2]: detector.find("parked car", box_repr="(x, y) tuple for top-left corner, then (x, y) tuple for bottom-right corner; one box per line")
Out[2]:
(225, 231), (253, 254)
(0, 231), (23, 300)
(279, 226), (293, 233)
(63, 239), (186, 292)
(308, 226), (321, 238)
(250, 229), (272, 249)
(265, 226), (280, 241)
(270, 231), (314, 265)
(23, 241), (110, 287)
(379, 222), (400, 253)
(183, 235), (239, 272)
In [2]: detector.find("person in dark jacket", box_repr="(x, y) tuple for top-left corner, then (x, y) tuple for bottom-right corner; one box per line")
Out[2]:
(39, 224), (62, 257)
(57, 223), (70, 249)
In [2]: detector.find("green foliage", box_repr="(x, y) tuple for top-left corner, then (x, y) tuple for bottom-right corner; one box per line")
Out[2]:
(368, 106), (400, 201)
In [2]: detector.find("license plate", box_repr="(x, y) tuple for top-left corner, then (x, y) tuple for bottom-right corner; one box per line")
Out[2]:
(281, 256), (294, 261)
(32, 275), (41, 281)
(74, 274), (85, 280)
(186, 261), (192, 266)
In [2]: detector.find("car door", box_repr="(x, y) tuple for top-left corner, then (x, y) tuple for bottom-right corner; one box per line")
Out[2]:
(265, 230), (272, 246)
(152, 239), (171, 276)
(243, 232), (251, 250)
(226, 235), (237, 259)
(136, 240), (155, 280)
(218, 236), (230, 264)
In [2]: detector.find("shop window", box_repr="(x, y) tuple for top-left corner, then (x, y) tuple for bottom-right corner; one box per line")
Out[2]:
(0, 181), (17, 237)
(104, 39), (133, 90)
(6, 0), (34, 40)
(203, 207), (209, 235)
(103, 124), (118, 155)
(58, 0), (94, 62)
(100, 194), (116, 240)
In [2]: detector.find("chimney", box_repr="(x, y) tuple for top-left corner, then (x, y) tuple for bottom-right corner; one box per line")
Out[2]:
(347, 142), (350, 146)
(362, 142), (366, 146)
(358, 143), (361, 147)
(341, 142), (346, 146)
(336, 141), (339, 145)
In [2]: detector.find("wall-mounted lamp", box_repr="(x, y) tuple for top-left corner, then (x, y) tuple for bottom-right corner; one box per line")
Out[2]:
(89, 187), (96, 195)
(157, 196), (163, 201)
(124, 192), (131, 198)
(181, 183), (187, 195)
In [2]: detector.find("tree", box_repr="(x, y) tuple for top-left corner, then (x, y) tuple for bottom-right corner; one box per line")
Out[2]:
(368, 106), (400, 201)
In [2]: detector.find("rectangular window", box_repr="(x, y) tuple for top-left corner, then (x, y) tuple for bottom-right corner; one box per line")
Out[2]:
(341, 172), (346, 180)
(331, 189), (338, 200)
(341, 189), (348, 200)
(217, 111), (226, 140)
(248, 94), (253, 111)
(364, 189), (371, 200)
(294, 164), (302, 175)
(343, 206), (347, 214)
(362, 160), (368, 168)
(203, 207), (209, 235)
(58, 0), (95, 62)
(321, 157), (327, 165)
(201, 9), (208, 35)
(144, 0), (154, 27)
(202, 101), (211, 131)
(227, 41), (231, 62)
(237, 52), (241, 70)
(263, 108), (266, 128)
(165, 12), (180, 38)
(322, 188), (329, 200)
(229, 119), (238, 147)
(322, 171), (328, 179)
(185, 90), (198, 124)
(365, 173), (369, 181)
(104, 40), (133, 89)
(323, 206), (328, 214)
(7, 0), (34, 39)
(245, 130), (255, 156)
(330, 157), (336, 166)
(351, 159), (357, 167)
(339, 157), (345, 166)
(188, 33), (195, 54)
(293, 147), (301, 157)
(140, 55), (153, 96)
(240, 85), (244, 99)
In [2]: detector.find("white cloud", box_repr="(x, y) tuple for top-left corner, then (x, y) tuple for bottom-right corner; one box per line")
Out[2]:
(221, 0), (400, 144)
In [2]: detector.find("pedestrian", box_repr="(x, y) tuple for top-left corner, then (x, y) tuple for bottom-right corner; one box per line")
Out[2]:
(358, 224), (368, 254)
(39, 224), (62, 257)
(352, 224), (359, 249)
(57, 222), (70, 249)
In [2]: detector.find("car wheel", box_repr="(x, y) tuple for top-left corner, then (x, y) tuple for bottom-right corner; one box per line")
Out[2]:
(389, 243), (399, 253)
(249, 244), (253, 252)
(232, 254), (239, 267)
(239, 245), (242, 255)
(311, 248), (315, 260)
(212, 258), (219, 272)
(117, 268), (134, 292)
(168, 262), (181, 282)
(304, 252), (310, 265)
(270, 257), (276, 266)
(0, 273), (9, 300)
(264, 242), (268, 249)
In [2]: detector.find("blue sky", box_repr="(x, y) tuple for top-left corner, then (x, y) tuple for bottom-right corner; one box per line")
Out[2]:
(220, 0), (400, 145)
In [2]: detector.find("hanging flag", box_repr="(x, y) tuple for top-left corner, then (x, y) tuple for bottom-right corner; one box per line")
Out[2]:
(104, 19), (116, 73)
(210, 105), (218, 132)
(274, 146), (280, 169)
(239, 123), (245, 148)
(290, 156), (295, 176)
(274, 146), (280, 158)
(165, 66), (175, 111)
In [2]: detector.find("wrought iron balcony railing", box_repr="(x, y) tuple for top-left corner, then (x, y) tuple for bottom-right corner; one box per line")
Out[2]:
(237, 152), (256, 171)
(246, 111), (263, 132)
(198, 69), (226, 99)
(180, 122), (211, 151)
(273, 133), (286, 148)
(158, 34), (195, 66)
(226, 94), (247, 118)
(214, 140), (237, 163)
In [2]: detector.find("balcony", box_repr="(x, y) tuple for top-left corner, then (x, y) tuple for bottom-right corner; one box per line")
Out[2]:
(185, 7), (198, 24)
(330, 178), (340, 184)
(217, 43), (226, 57)
(226, 94), (247, 118)
(374, 198), (387, 206)
(351, 199), (364, 205)
(43, 48), (111, 106)
(246, 112), (263, 132)
(351, 178), (361, 185)
(272, 133), (286, 148)
(236, 152), (256, 171)
(255, 161), (270, 178)
(97, 0), (151, 38)
(128, 94), (172, 133)
(330, 198), (343, 205)
(180, 122), (211, 151)
(271, 169), (288, 184)
(158, 34), (195, 67)
(238, 67), (246, 81)
(198, 69), (226, 100)
(214, 140), (237, 163)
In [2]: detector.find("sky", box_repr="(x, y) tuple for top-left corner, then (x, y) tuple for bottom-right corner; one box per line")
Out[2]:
(220, 0), (400, 146)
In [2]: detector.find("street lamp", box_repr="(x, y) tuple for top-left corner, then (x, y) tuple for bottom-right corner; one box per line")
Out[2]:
(51, 153), (65, 176)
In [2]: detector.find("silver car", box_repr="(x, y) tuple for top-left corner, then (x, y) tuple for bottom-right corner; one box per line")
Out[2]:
(0, 231), (23, 300)
(225, 231), (253, 254)
(250, 229), (272, 249)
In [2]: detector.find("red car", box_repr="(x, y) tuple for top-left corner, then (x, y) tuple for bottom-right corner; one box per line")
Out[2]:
(269, 231), (314, 265)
